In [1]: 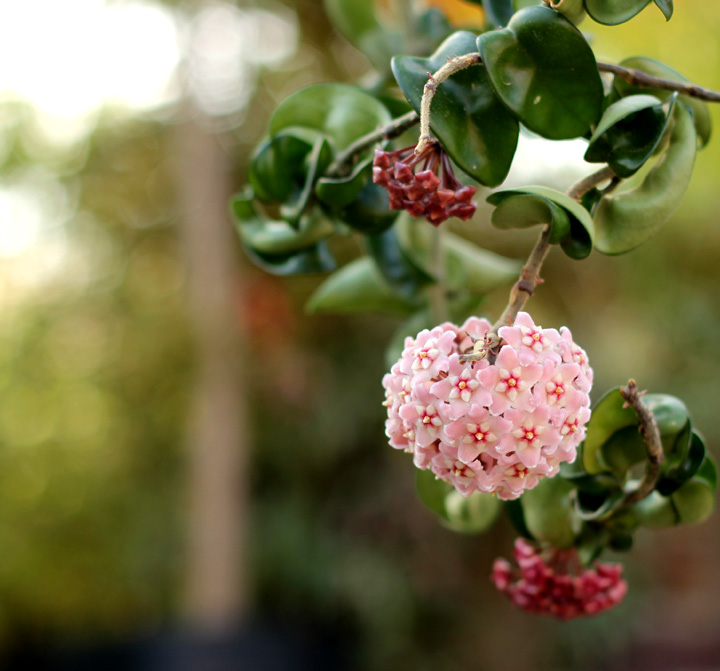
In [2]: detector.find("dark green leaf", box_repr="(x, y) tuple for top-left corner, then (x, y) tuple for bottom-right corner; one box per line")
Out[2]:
(656, 427), (705, 496)
(392, 31), (519, 186)
(231, 189), (334, 255)
(367, 225), (435, 300)
(306, 256), (418, 316)
(521, 476), (577, 548)
(335, 182), (398, 235)
(316, 155), (373, 209)
(581, 388), (638, 474)
(671, 475), (716, 525)
(583, 0), (651, 25)
(249, 134), (313, 203)
(395, 214), (520, 295)
(487, 185), (595, 259)
(477, 6), (603, 139)
(585, 94), (675, 178)
(653, 0), (673, 21)
(280, 137), (334, 227)
(615, 56), (711, 147)
(594, 103), (697, 255)
(575, 488), (624, 521)
(270, 84), (392, 152)
(243, 241), (336, 276)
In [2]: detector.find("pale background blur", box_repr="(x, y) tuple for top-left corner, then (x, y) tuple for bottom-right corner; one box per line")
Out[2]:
(0, 1), (719, 669)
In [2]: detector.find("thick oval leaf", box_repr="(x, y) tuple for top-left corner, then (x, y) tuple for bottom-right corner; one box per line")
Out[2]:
(280, 137), (334, 227)
(583, 0), (651, 25)
(306, 256), (418, 316)
(335, 182), (398, 235)
(521, 476), (577, 548)
(487, 185), (595, 258)
(367, 225), (435, 300)
(581, 388), (638, 474)
(575, 487), (624, 521)
(243, 241), (336, 276)
(615, 56), (711, 148)
(594, 104), (697, 255)
(489, 194), (571, 244)
(672, 476), (716, 525)
(585, 94), (675, 178)
(656, 427), (704, 496)
(270, 84), (392, 152)
(477, 6), (603, 140)
(444, 490), (502, 534)
(396, 214), (520, 296)
(598, 425), (647, 481)
(391, 31), (519, 186)
(249, 134), (313, 203)
(231, 189), (334, 255)
(316, 155), (373, 209)
(644, 393), (689, 437)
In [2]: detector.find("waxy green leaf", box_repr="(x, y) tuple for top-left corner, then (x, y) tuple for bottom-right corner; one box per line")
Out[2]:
(270, 83), (392, 152)
(477, 6), (603, 140)
(585, 94), (675, 178)
(615, 56), (711, 147)
(367, 225), (435, 301)
(583, 0), (651, 25)
(521, 476), (577, 548)
(392, 31), (519, 186)
(594, 104), (697, 255)
(653, 0), (673, 21)
(306, 256), (417, 316)
(487, 185), (595, 259)
(581, 388), (638, 474)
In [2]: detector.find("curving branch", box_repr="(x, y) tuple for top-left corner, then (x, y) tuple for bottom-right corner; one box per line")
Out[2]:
(597, 61), (720, 103)
(620, 379), (664, 505)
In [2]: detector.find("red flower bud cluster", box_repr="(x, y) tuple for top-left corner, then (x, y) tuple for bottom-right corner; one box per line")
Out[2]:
(492, 538), (627, 620)
(372, 142), (477, 226)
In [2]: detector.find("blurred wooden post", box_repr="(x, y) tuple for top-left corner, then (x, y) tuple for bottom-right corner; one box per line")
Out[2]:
(175, 109), (250, 632)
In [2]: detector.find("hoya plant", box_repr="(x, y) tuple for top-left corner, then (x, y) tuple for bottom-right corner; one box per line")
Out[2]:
(232, 0), (718, 619)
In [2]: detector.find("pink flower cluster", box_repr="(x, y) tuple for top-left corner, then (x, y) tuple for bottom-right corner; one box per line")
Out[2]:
(492, 539), (627, 620)
(382, 312), (592, 500)
(372, 143), (476, 226)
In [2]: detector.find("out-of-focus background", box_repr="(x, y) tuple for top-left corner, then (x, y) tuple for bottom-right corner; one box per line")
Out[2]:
(0, 0), (719, 669)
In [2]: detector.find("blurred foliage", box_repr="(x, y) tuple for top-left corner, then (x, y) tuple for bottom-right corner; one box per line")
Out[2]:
(0, 1), (719, 670)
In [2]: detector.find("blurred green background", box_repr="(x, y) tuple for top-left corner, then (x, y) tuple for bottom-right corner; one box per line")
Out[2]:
(0, 0), (719, 669)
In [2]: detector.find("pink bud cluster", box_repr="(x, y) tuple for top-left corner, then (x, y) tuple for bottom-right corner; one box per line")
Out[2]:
(492, 539), (627, 620)
(372, 143), (476, 226)
(382, 312), (592, 500)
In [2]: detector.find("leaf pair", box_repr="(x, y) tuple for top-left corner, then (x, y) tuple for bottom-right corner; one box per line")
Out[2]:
(392, 7), (604, 187)
(584, 0), (673, 25)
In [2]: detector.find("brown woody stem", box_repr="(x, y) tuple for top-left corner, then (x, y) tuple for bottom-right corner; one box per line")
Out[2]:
(597, 62), (720, 103)
(414, 53), (483, 156)
(620, 379), (664, 504)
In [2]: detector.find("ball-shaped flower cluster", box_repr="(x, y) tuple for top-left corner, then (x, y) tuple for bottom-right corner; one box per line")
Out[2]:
(382, 312), (592, 500)
(492, 539), (627, 620)
(372, 143), (476, 226)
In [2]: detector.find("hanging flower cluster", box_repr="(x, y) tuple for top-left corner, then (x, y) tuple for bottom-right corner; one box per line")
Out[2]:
(382, 312), (592, 500)
(492, 539), (627, 619)
(372, 142), (477, 226)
